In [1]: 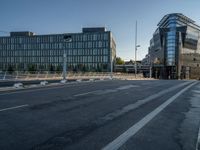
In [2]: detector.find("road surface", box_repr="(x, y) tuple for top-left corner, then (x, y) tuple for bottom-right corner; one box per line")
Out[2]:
(0, 80), (200, 150)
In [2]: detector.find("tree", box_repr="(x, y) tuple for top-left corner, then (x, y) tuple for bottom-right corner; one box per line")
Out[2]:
(82, 65), (88, 72)
(103, 64), (108, 70)
(97, 64), (102, 72)
(129, 59), (134, 64)
(56, 65), (62, 73)
(7, 65), (14, 74)
(73, 66), (78, 72)
(116, 57), (125, 65)
(49, 64), (55, 73)
(123, 66), (127, 73)
(28, 64), (36, 73)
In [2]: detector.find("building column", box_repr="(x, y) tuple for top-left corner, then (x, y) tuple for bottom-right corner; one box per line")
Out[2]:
(177, 32), (183, 79)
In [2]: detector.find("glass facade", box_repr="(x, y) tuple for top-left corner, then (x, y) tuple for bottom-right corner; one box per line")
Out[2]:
(0, 28), (116, 72)
(148, 13), (200, 79)
(166, 31), (176, 66)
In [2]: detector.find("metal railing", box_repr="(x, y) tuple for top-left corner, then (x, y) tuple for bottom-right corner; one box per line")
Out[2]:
(0, 71), (152, 81)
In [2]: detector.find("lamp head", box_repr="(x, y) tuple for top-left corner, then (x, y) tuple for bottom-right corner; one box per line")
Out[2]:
(136, 45), (140, 48)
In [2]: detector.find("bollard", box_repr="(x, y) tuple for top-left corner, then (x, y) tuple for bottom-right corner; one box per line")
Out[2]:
(40, 81), (48, 86)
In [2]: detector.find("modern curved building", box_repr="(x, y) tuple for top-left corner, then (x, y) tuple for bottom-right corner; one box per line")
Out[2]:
(148, 13), (200, 79)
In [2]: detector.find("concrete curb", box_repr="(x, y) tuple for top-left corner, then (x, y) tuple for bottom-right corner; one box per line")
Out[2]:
(0, 78), (109, 93)
(0, 87), (15, 92)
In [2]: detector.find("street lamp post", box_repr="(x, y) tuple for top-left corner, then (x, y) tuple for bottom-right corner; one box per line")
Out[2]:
(149, 54), (152, 78)
(63, 53), (67, 80)
(110, 50), (113, 79)
(135, 45), (140, 78)
(62, 35), (72, 81)
(135, 21), (140, 78)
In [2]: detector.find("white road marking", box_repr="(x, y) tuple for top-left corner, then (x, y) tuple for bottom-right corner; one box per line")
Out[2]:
(0, 85), (67, 96)
(99, 81), (192, 124)
(74, 91), (98, 97)
(116, 85), (139, 90)
(0, 104), (29, 112)
(102, 82), (198, 150)
(192, 90), (200, 94)
(74, 84), (139, 97)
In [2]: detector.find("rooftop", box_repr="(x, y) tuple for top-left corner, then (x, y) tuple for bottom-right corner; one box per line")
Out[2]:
(82, 27), (106, 33)
(157, 13), (196, 27)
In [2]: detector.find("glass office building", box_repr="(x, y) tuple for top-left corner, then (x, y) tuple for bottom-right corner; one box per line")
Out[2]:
(148, 13), (200, 79)
(0, 27), (116, 72)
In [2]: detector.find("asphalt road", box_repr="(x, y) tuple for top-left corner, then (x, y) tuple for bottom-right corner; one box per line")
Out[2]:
(0, 80), (200, 150)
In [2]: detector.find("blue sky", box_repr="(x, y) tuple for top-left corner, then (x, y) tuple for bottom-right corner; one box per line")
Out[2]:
(1, 0), (200, 60)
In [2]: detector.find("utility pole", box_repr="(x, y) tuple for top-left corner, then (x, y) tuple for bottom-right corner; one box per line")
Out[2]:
(63, 53), (67, 80)
(149, 54), (152, 78)
(110, 45), (113, 79)
(62, 35), (72, 81)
